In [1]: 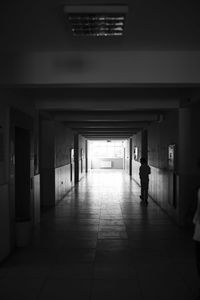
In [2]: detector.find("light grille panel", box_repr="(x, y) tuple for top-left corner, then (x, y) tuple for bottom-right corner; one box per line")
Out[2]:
(64, 6), (127, 37)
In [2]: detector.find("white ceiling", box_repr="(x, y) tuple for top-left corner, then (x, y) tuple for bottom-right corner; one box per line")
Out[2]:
(1, 0), (200, 52)
(1, 0), (200, 138)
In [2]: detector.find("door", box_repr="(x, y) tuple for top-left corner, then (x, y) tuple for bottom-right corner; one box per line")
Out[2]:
(9, 109), (33, 249)
(15, 127), (31, 221)
(70, 148), (74, 182)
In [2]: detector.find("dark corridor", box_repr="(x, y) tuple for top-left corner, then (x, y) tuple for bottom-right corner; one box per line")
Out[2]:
(0, 170), (198, 300)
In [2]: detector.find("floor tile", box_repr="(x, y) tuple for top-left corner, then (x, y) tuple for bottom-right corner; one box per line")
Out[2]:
(94, 263), (136, 279)
(0, 170), (198, 300)
(91, 279), (142, 300)
(38, 279), (91, 300)
(0, 277), (44, 300)
(98, 231), (128, 239)
(47, 263), (93, 279)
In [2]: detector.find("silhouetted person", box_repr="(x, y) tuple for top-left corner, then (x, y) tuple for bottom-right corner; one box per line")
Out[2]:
(193, 186), (200, 299)
(139, 157), (151, 205)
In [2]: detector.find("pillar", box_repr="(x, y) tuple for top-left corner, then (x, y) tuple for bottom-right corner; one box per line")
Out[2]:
(40, 119), (55, 210)
(129, 138), (132, 176)
(178, 107), (193, 226)
(74, 133), (79, 183)
(142, 129), (148, 161)
(85, 140), (88, 173)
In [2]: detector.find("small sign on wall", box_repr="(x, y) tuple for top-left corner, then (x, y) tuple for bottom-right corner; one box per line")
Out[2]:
(70, 148), (74, 163)
(133, 146), (138, 160)
(168, 144), (176, 170)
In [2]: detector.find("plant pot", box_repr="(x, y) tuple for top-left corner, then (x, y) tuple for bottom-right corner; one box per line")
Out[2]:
(15, 219), (32, 247)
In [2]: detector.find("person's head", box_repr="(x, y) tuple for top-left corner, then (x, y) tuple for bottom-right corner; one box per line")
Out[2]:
(140, 157), (147, 165)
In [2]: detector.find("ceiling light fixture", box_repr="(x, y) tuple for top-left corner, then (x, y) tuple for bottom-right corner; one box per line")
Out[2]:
(63, 5), (128, 37)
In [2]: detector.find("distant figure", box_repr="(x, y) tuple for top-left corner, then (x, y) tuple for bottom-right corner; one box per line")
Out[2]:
(193, 187), (200, 299)
(139, 157), (151, 205)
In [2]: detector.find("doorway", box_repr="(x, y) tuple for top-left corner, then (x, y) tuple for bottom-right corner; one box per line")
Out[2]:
(70, 148), (74, 182)
(88, 140), (126, 170)
(15, 127), (31, 221)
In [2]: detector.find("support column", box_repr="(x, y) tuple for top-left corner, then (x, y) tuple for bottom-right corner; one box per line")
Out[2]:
(74, 133), (79, 183)
(33, 111), (40, 224)
(40, 119), (55, 210)
(129, 138), (132, 176)
(85, 140), (88, 173)
(142, 129), (148, 160)
(178, 108), (193, 226)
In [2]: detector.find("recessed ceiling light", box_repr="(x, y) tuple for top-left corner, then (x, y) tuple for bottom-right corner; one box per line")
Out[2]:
(63, 5), (128, 37)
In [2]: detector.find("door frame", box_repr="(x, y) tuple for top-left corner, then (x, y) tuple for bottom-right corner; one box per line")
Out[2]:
(9, 108), (34, 248)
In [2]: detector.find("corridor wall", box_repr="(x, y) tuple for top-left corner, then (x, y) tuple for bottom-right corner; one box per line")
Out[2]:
(78, 135), (86, 181)
(148, 111), (178, 221)
(0, 89), (35, 261)
(40, 119), (75, 207)
(124, 139), (130, 173)
(132, 111), (179, 223)
(146, 107), (200, 226)
(178, 106), (200, 226)
(132, 131), (143, 181)
(55, 122), (74, 203)
(0, 97), (10, 262)
(40, 119), (55, 209)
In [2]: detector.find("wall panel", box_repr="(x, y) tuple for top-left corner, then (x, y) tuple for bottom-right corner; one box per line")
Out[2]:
(33, 174), (40, 225)
(55, 164), (73, 203)
(0, 184), (10, 262)
(132, 111), (179, 223)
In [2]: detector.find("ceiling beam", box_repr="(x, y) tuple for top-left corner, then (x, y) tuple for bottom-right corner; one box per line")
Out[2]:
(64, 121), (149, 128)
(86, 137), (129, 140)
(74, 128), (139, 132)
(35, 89), (179, 111)
(82, 133), (132, 137)
(54, 111), (160, 122)
(76, 132), (138, 136)
(84, 138), (131, 140)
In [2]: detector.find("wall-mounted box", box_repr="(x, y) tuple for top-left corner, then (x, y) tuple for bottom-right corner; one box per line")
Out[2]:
(168, 144), (176, 171)
(134, 146), (138, 160)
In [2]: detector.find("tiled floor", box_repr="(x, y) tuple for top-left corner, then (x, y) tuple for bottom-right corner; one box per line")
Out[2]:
(0, 170), (199, 300)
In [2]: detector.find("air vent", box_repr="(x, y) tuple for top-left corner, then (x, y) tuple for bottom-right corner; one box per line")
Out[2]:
(64, 5), (128, 37)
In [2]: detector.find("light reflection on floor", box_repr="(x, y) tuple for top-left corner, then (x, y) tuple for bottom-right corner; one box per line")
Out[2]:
(0, 169), (198, 300)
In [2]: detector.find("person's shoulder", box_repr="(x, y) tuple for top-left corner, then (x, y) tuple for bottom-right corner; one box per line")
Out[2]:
(147, 165), (151, 172)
